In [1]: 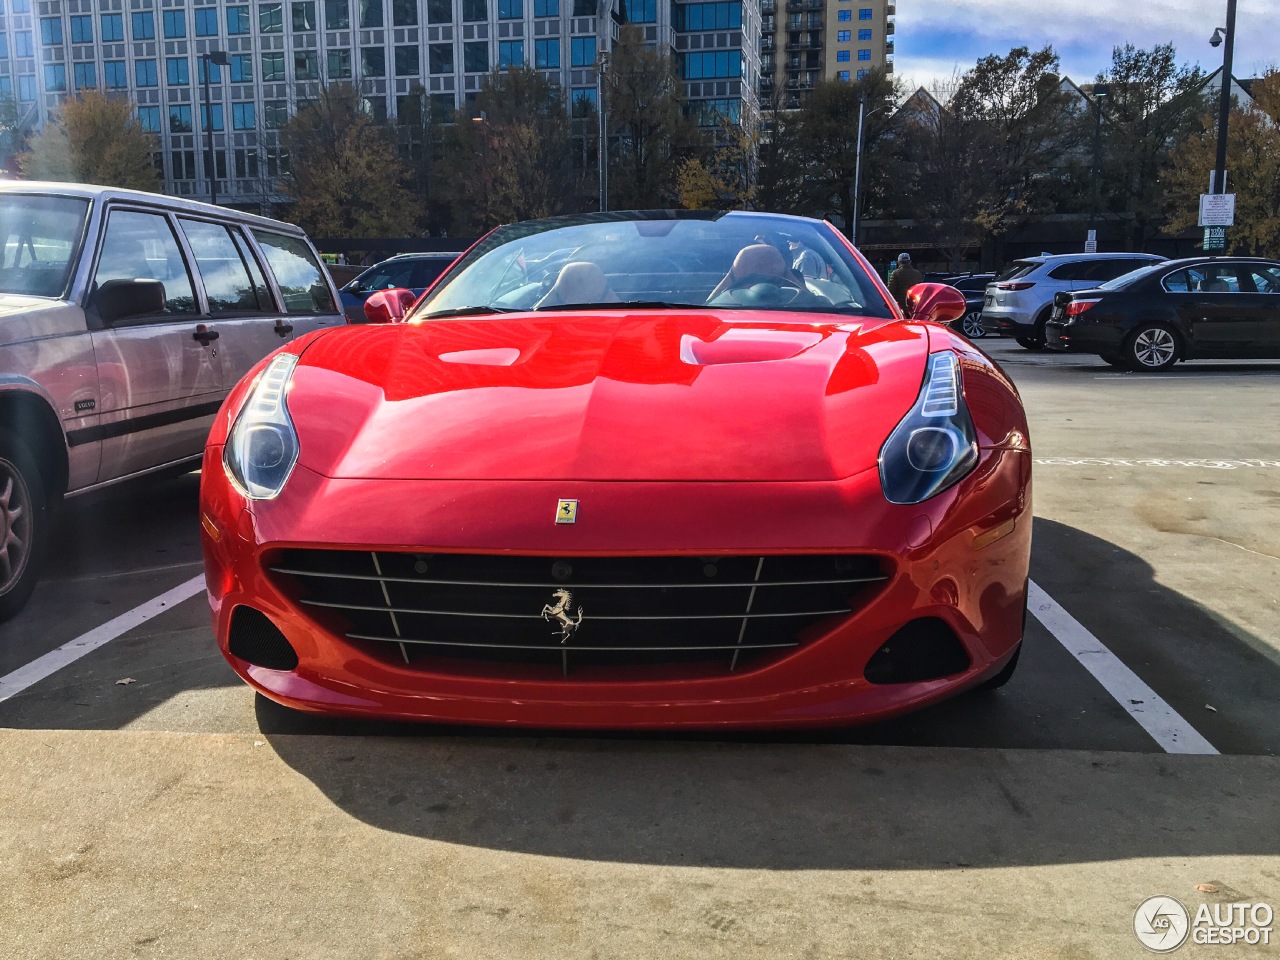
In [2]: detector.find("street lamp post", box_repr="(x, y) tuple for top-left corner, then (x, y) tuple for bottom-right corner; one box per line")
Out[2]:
(597, 53), (609, 213)
(1089, 83), (1109, 249)
(851, 90), (866, 246)
(200, 50), (230, 206)
(1211, 0), (1238, 197)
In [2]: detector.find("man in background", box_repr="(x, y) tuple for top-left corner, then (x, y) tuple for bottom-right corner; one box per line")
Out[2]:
(887, 252), (923, 312)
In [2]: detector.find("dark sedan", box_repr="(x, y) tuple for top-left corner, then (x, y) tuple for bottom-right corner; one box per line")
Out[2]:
(1045, 257), (1280, 370)
(946, 273), (996, 339)
(339, 251), (462, 323)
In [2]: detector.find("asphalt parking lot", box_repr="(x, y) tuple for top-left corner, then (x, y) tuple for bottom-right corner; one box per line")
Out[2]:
(2, 338), (1277, 958)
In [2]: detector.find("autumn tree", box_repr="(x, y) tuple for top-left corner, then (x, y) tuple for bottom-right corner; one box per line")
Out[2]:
(1094, 44), (1205, 249)
(606, 25), (704, 208)
(1163, 71), (1280, 258)
(677, 114), (759, 209)
(19, 91), (160, 190)
(279, 82), (420, 238)
(438, 66), (587, 233)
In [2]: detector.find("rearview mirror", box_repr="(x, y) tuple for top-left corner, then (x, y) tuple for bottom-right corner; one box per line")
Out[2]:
(905, 283), (966, 325)
(95, 278), (166, 324)
(363, 287), (418, 324)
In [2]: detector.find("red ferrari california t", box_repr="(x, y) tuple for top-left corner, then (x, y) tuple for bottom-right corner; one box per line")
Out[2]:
(200, 211), (1032, 728)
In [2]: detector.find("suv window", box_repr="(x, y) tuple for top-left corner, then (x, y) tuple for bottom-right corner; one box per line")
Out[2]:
(1083, 258), (1156, 283)
(357, 259), (417, 291)
(179, 218), (270, 313)
(411, 258), (454, 288)
(254, 230), (336, 314)
(0, 194), (91, 297)
(1046, 261), (1094, 281)
(950, 275), (992, 293)
(96, 210), (197, 315)
(996, 261), (1037, 282)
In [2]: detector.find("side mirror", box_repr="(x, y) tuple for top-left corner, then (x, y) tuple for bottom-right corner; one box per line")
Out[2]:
(905, 283), (967, 325)
(363, 287), (417, 324)
(95, 278), (166, 324)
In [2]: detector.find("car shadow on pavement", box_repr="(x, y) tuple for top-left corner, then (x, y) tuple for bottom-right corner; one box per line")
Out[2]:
(258, 517), (1280, 869)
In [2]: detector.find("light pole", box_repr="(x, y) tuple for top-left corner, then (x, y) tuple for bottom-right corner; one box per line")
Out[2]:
(1210, 0), (1238, 198)
(851, 90), (866, 246)
(1089, 83), (1109, 249)
(597, 52), (609, 212)
(200, 50), (230, 206)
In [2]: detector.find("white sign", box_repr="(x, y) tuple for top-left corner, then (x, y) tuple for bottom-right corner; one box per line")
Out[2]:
(1199, 193), (1236, 227)
(1084, 229), (1097, 254)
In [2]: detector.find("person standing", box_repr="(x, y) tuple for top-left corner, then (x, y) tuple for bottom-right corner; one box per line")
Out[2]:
(887, 252), (923, 312)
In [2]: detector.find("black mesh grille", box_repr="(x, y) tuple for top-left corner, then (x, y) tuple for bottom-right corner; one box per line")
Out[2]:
(267, 550), (888, 677)
(228, 606), (299, 670)
(863, 618), (970, 684)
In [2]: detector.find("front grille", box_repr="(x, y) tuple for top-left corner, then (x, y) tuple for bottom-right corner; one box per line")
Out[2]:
(267, 551), (888, 677)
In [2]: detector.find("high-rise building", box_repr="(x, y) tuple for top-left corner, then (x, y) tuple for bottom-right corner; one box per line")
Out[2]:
(0, 0), (760, 209)
(757, 0), (893, 107)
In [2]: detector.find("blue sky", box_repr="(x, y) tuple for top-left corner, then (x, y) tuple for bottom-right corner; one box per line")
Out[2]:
(897, 0), (1280, 96)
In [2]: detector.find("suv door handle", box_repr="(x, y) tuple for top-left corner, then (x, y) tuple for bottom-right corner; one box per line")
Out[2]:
(274, 321), (294, 337)
(193, 324), (220, 346)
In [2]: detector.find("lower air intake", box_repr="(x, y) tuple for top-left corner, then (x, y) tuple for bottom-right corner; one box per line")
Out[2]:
(228, 606), (299, 670)
(863, 618), (970, 684)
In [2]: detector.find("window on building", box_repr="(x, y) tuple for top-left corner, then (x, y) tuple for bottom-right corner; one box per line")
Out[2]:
(497, 39), (523, 68)
(359, 0), (384, 27)
(226, 6), (250, 33)
(628, 0), (655, 21)
(134, 59), (157, 86)
(856, 68), (868, 80)
(70, 15), (93, 43)
(292, 2), (316, 29)
(672, 2), (741, 31)
(857, 48), (870, 60)
(260, 3), (283, 32)
(692, 98), (739, 125)
(428, 43), (453, 73)
(132, 11), (156, 39)
(462, 0), (486, 21)
(261, 52), (285, 80)
(570, 87), (596, 114)
(232, 102), (256, 129)
(836, 49), (849, 62)
(39, 18), (62, 45)
(836, 29), (849, 41)
(72, 63), (96, 89)
(498, 0), (521, 17)
(394, 44), (418, 74)
(265, 147), (289, 177)
(463, 41), (487, 71)
(172, 150), (197, 180)
(264, 100), (288, 128)
(162, 11), (186, 38)
(294, 51), (318, 78)
(10, 0), (29, 11)
(680, 49), (741, 79)
(430, 93), (454, 122)
(858, 6), (871, 17)
(235, 149), (259, 179)
(327, 48), (351, 77)
(194, 8), (218, 35)
(169, 104), (193, 132)
(836, 9), (850, 20)
(572, 0), (594, 15)
(858, 27), (871, 40)
(167, 57), (190, 84)
(534, 0), (557, 15)
(427, 0), (451, 22)
(138, 105), (161, 132)
(201, 104), (225, 132)
(325, 0), (351, 27)
(534, 37), (558, 68)
(570, 36), (595, 66)
(230, 53), (253, 82)
(104, 60), (129, 87)
(17, 76), (35, 101)
(197, 58), (223, 83)
(0, 33), (7, 59)
(837, 70), (849, 81)
(14, 32), (32, 57)
(361, 47), (385, 74)
(392, 0), (416, 23)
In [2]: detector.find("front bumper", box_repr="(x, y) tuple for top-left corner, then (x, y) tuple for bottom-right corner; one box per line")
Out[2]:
(200, 448), (1032, 729)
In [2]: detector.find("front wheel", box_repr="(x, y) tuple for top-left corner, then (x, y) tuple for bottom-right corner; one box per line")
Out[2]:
(961, 311), (987, 339)
(1124, 323), (1180, 371)
(0, 434), (49, 622)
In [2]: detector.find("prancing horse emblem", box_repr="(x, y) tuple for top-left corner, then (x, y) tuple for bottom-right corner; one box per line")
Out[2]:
(541, 588), (584, 643)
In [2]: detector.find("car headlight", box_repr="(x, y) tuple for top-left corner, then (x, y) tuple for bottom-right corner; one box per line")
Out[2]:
(223, 353), (300, 500)
(879, 352), (979, 505)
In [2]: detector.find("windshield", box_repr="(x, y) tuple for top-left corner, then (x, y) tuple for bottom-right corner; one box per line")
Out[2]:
(410, 212), (894, 320)
(1098, 263), (1166, 290)
(0, 194), (92, 298)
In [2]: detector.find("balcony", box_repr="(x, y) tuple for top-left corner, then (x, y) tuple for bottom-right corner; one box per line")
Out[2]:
(761, 0), (776, 10)
(806, 14), (822, 28)
(785, 0), (822, 11)
(886, 20), (894, 35)
(785, 38), (821, 51)
(885, 40), (893, 55)
(886, 3), (895, 14)
(760, 36), (776, 51)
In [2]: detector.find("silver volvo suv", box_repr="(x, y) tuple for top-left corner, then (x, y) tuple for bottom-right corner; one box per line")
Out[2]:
(0, 182), (344, 619)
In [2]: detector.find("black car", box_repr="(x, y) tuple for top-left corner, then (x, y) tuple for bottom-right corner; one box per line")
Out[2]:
(339, 251), (463, 323)
(1045, 257), (1280, 370)
(944, 273), (996, 339)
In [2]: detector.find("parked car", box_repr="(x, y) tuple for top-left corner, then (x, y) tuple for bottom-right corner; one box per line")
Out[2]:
(943, 273), (996, 339)
(201, 209), (1034, 730)
(981, 253), (1166, 348)
(339, 252), (462, 323)
(0, 181), (344, 619)
(1045, 257), (1280, 371)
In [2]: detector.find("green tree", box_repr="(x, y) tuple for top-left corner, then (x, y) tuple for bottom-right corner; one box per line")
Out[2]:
(605, 25), (704, 208)
(438, 66), (587, 233)
(1163, 71), (1280, 257)
(279, 82), (420, 238)
(19, 91), (160, 190)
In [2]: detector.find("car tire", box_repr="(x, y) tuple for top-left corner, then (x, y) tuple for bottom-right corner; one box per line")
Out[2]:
(1099, 351), (1127, 368)
(1123, 323), (1180, 372)
(977, 642), (1021, 691)
(0, 433), (49, 622)
(960, 310), (986, 339)
(1015, 336), (1044, 351)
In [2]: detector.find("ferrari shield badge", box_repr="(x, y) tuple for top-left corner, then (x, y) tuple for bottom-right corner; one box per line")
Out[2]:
(555, 499), (578, 524)
(541, 589), (584, 642)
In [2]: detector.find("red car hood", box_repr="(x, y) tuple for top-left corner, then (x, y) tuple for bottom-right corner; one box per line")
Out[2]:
(287, 311), (928, 482)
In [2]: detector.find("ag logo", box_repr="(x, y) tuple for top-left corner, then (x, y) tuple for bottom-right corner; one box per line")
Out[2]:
(1134, 896), (1190, 952)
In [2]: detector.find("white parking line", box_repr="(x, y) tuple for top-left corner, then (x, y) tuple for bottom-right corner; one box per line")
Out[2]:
(1028, 580), (1218, 755)
(0, 575), (206, 705)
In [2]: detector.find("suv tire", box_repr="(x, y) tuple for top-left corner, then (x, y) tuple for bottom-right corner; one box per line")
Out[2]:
(0, 433), (50, 622)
